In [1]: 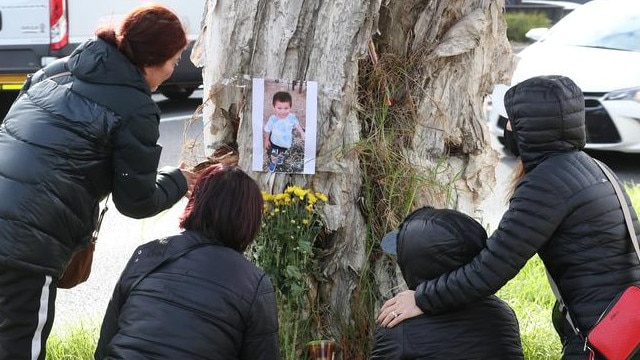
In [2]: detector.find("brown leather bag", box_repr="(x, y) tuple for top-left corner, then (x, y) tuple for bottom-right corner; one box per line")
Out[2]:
(57, 196), (109, 289)
(57, 242), (96, 289)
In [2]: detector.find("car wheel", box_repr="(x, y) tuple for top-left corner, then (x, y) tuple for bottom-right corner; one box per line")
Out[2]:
(160, 87), (195, 101)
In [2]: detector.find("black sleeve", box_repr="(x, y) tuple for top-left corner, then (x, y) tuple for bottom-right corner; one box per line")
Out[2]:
(94, 253), (139, 359)
(111, 109), (187, 219)
(415, 174), (568, 314)
(94, 245), (150, 359)
(239, 274), (280, 360)
(94, 286), (121, 359)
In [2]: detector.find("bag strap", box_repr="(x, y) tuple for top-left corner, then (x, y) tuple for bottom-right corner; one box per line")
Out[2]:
(594, 159), (640, 261)
(546, 158), (640, 339)
(546, 269), (583, 336)
(91, 195), (110, 243)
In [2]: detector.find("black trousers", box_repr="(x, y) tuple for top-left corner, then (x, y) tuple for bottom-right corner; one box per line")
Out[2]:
(268, 143), (287, 157)
(0, 263), (56, 360)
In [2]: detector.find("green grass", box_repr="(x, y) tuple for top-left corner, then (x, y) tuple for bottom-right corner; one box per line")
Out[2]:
(498, 256), (562, 359)
(504, 12), (551, 42)
(46, 321), (98, 360)
(47, 183), (640, 359)
(626, 181), (640, 217)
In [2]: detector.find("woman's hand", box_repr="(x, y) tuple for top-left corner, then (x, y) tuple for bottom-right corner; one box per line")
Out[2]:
(179, 162), (197, 199)
(377, 290), (424, 328)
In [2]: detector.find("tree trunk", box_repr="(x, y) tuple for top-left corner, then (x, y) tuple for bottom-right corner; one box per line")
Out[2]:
(192, 0), (513, 357)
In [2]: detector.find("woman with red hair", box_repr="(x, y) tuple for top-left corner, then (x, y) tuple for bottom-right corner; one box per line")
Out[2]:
(0, 4), (197, 359)
(95, 164), (279, 359)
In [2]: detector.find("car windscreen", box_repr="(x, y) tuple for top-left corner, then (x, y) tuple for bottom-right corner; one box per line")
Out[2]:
(542, 4), (640, 52)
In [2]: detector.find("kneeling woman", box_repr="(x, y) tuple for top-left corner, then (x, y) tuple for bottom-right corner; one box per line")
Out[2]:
(95, 164), (279, 359)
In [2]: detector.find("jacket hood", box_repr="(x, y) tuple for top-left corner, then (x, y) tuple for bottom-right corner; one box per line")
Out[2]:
(396, 207), (487, 290)
(504, 75), (585, 172)
(67, 38), (150, 93)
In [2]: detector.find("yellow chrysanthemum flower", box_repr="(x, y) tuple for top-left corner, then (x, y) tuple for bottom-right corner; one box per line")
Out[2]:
(261, 191), (273, 202)
(315, 192), (328, 203)
(293, 187), (307, 200)
(306, 193), (317, 205)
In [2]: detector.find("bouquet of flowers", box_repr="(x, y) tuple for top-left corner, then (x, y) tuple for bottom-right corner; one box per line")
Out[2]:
(252, 185), (328, 298)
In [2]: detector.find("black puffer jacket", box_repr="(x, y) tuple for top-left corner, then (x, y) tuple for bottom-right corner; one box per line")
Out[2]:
(372, 207), (523, 359)
(414, 76), (640, 358)
(95, 230), (279, 360)
(371, 296), (522, 360)
(0, 38), (187, 277)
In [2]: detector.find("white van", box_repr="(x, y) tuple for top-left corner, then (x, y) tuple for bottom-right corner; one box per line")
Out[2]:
(0, 0), (205, 100)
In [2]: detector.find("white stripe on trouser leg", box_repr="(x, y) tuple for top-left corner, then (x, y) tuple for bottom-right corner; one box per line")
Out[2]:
(31, 276), (52, 360)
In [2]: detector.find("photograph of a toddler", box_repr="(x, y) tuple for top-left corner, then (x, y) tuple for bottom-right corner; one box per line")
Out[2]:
(263, 91), (305, 173)
(252, 79), (317, 174)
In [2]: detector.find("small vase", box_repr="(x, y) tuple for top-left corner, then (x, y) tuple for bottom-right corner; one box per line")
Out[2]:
(306, 339), (337, 360)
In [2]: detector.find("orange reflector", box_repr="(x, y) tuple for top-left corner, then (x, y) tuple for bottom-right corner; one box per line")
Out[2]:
(0, 74), (27, 91)
(0, 74), (28, 83)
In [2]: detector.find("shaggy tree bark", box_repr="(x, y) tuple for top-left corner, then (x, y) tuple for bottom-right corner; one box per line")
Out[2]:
(191, 0), (513, 356)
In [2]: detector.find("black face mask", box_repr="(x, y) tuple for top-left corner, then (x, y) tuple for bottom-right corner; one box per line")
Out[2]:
(503, 126), (520, 156)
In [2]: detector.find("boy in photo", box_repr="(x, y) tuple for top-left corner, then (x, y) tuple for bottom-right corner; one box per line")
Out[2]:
(263, 91), (305, 173)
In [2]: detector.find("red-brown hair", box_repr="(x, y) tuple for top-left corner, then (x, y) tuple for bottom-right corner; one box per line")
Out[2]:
(96, 4), (187, 69)
(179, 164), (263, 252)
(506, 159), (525, 204)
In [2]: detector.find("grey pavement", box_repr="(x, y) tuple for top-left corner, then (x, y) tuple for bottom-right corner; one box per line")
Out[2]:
(52, 198), (188, 334)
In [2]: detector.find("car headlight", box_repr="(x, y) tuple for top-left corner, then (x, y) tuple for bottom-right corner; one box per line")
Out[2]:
(603, 87), (640, 102)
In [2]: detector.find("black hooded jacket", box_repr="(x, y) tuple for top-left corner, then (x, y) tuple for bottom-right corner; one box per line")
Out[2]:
(371, 207), (523, 359)
(413, 76), (640, 358)
(370, 297), (522, 360)
(94, 230), (279, 360)
(0, 38), (187, 277)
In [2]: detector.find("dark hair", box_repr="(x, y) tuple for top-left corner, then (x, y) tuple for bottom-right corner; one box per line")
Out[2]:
(179, 164), (263, 252)
(272, 91), (293, 106)
(95, 4), (187, 70)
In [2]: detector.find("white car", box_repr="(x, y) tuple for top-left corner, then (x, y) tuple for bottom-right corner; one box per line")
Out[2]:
(488, 0), (640, 154)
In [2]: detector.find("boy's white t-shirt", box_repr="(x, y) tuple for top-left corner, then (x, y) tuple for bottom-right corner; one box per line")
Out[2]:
(264, 113), (299, 148)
